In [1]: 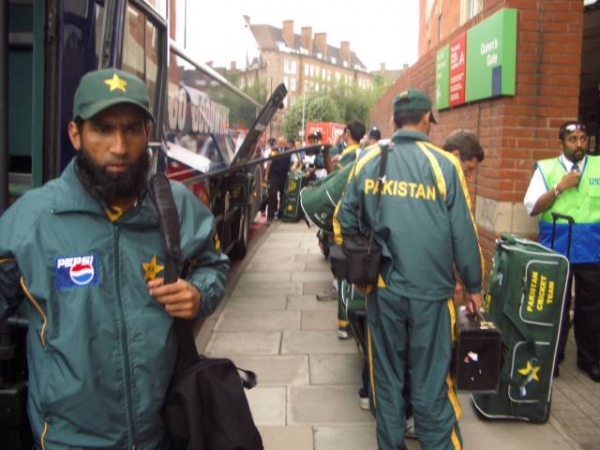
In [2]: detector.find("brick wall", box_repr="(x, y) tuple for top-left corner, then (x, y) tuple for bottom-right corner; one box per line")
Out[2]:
(372, 0), (584, 286)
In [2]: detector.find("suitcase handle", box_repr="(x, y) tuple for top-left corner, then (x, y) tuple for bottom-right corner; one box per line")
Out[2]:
(550, 212), (574, 258)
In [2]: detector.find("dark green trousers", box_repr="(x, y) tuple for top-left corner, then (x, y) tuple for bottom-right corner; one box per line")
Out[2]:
(367, 289), (462, 450)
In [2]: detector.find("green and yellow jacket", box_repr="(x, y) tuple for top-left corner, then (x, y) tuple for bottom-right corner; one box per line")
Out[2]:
(0, 160), (229, 449)
(336, 130), (483, 300)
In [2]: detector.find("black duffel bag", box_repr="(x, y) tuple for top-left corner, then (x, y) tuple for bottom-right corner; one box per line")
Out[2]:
(164, 321), (263, 450)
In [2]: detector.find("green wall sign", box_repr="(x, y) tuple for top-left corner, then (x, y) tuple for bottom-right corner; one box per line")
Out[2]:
(435, 8), (517, 110)
(435, 45), (450, 110)
(465, 8), (517, 102)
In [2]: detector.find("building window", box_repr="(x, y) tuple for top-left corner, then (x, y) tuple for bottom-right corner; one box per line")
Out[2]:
(438, 14), (442, 42)
(283, 76), (289, 90)
(291, 61), (297, 74)
(290, 78), (297, 92)
(461, 0), (483, 24)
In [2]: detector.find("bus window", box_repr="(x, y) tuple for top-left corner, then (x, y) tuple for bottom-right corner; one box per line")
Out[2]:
(94, 2), (105, 67)
(122, 2), (162, 121)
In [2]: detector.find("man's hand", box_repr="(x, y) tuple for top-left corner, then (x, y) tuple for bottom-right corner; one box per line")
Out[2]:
(558, 171), (580, 193)
(148, 278), (202, 319)
(452, 282), (465, 306)
(466, 291), (483, 316)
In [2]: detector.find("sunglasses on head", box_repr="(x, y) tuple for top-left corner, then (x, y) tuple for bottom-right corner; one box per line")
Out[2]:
(559, 123), (586, 141)
(564, 123), (586, 133)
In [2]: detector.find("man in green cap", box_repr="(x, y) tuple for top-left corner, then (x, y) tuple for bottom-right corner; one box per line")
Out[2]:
(0, 68), (229, 448)
(336, 88), (483, 449)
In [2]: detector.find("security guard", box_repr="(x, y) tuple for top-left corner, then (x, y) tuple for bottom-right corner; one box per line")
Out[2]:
(336, 89), (483, 449)
(524, 121), (600, 382)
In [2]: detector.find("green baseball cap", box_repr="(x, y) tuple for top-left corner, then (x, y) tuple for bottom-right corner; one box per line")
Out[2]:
(393, 88), (437, 124)
(73, 68), (154, 121)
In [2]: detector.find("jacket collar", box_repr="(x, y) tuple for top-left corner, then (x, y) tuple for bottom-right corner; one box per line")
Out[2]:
(391, 129), (431, 142)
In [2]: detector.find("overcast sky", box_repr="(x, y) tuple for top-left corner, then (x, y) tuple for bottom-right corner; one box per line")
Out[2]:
(186, 0), (420, 72)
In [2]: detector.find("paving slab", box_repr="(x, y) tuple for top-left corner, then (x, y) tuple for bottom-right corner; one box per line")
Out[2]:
(225, 355), (310, 386)
(246, 386), (287, 426)
(309, 354), (365, 386)
(205, 331), (281, 356)
(458, 394), (576, 449)
(301, 310), (337, 331)
(291, 271), (335, 282)
(238, 272), (292, 283)
(232, 280), (304, 296)
(295, 253), (330, 263)
(289, 386), (375, 425)
(287, 295), (336, 311)
(259, 426), (313, 450)
(314, 425), (377, 450)
(302, 281), (337, 295)
(282, 330), (358, 355)
(246, 262), (306, 272)
(216, 310), (301, 332)
(226, 295), (287, 311)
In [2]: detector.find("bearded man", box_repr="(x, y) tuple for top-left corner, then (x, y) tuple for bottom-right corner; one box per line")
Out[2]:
(0, 68), (230, 448)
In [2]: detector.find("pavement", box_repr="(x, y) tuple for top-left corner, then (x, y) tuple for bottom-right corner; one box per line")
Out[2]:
(196, 219), (600, 450)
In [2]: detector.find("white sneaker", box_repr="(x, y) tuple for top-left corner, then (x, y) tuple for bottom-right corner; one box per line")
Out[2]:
(359, 395), (370, 411)
(405, 416), (416, 439)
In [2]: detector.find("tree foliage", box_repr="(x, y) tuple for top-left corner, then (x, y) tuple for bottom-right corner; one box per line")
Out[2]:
(282, 77), (394, 139)
(281, 92), (340, 139)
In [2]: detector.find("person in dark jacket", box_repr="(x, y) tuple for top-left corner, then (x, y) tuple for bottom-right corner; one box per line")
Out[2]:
(0, 68), (229, 449)
(265, 136), (293, 225)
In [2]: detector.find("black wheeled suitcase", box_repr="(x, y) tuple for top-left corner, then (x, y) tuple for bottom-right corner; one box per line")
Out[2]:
(472, 233), (569, 423)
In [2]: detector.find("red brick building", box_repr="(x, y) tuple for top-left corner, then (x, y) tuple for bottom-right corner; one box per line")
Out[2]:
(372, 0), (600, 276)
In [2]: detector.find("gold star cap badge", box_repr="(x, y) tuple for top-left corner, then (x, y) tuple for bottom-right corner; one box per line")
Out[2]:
(73, 68), (155, 121)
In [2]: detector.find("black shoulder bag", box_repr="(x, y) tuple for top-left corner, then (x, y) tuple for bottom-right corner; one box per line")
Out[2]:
(149, 174), (263, 450)
(342, 143), (388, 285)
(328, 143), (389, 285)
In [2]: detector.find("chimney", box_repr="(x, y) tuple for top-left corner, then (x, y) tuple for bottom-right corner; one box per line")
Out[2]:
(380, 62), (386, 72)
(340, 41), (351, 63)
(230, 61), (237, 72)
(282, 20), (294, 48)
(301, 27), (312, 54)
(314, 33), (327, 58)
(243, 15), (250, 25)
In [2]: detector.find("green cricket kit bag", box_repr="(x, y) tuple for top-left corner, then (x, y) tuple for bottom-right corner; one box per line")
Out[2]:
(299, 163), (353, 232)
(472, 233), (569, 423)
(340, 280), (368, 355)
(281, 171), (304, 222)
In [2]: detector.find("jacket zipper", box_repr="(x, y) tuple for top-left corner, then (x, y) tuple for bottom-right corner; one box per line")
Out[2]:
(113, 225), (137, 446)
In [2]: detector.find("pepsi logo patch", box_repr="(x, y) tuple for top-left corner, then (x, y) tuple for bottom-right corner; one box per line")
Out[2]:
(55, 254), (99, 290)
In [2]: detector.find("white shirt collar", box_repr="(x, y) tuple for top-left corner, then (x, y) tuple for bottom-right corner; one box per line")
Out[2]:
(558, 154), (585, 171)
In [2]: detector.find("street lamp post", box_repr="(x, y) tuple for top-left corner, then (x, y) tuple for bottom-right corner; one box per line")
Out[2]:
(300, 84), (307, 142)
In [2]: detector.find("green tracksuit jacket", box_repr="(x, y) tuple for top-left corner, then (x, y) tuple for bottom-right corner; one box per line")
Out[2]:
(337, 130), (482, 299)
(0, 160), (229, 449)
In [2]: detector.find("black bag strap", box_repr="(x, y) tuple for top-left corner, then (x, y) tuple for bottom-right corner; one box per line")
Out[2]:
(148, 174), (200, 368)
(367, 141), (389, 247)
